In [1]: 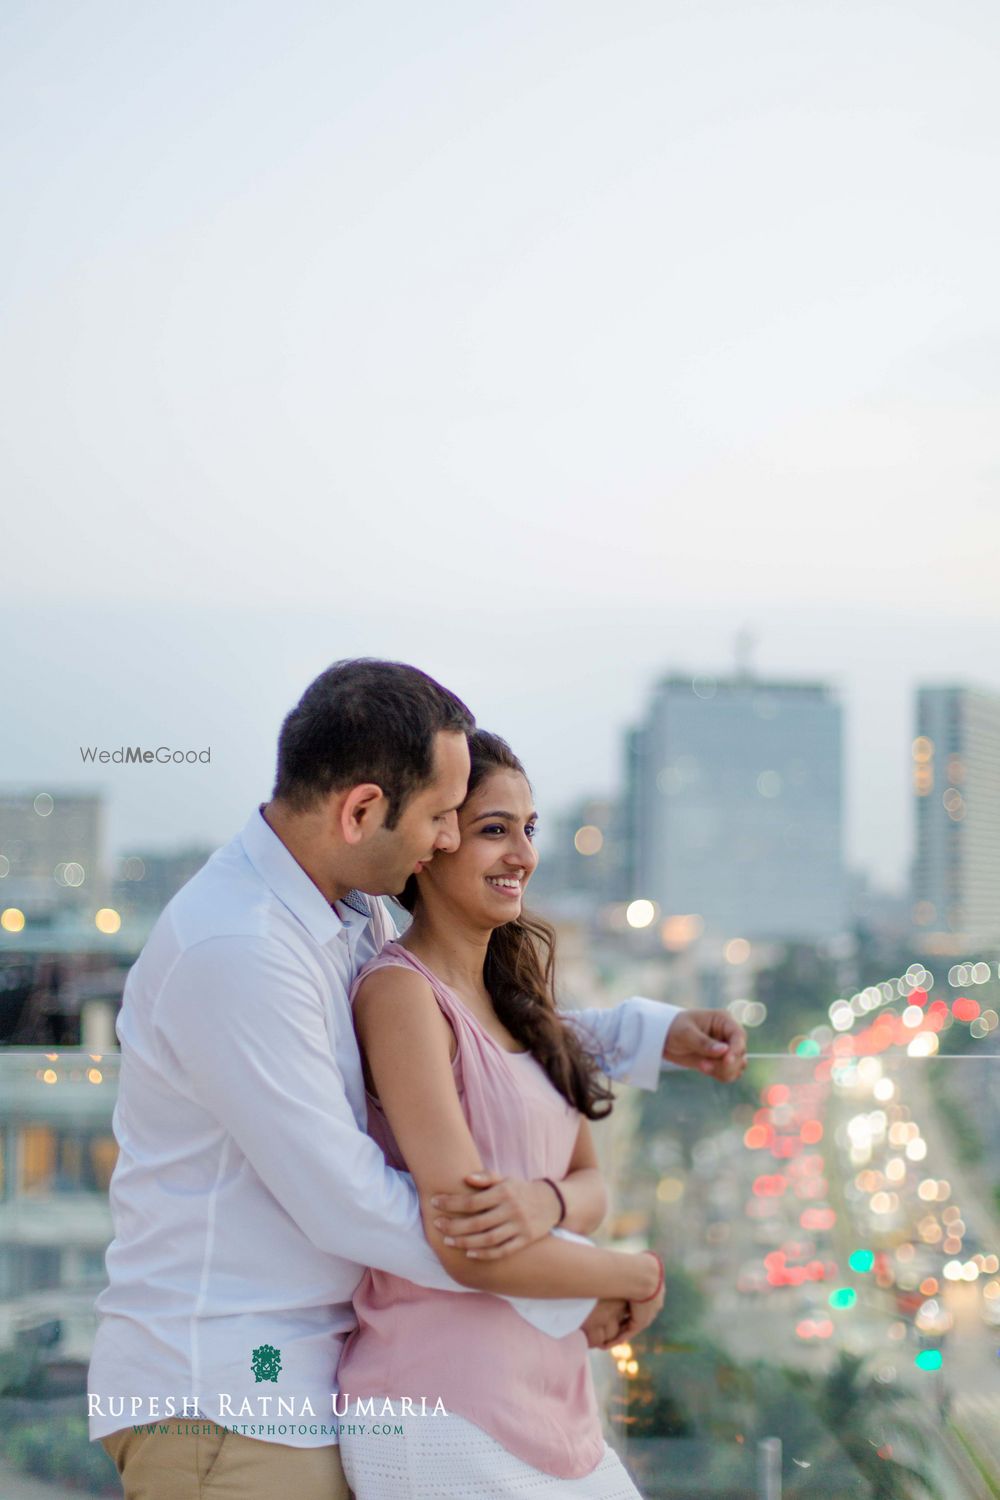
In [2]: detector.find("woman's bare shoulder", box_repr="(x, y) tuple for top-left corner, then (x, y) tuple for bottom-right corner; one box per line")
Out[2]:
(353, 962), (457, 1059)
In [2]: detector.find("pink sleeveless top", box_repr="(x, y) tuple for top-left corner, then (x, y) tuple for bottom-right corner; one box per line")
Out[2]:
(336, 942), (604, 1479)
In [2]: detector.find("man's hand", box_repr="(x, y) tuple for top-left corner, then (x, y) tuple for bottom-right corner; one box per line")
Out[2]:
(664, 1008), (747, 1081)
(429, 1172), (561, 1259)
(582, 1298), (631, 1349)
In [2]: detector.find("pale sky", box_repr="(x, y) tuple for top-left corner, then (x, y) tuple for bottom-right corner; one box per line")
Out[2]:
(2, 1), (999, 888)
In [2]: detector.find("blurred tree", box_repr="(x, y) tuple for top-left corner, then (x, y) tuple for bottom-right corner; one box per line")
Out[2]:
(790, 1352), (945, 1500)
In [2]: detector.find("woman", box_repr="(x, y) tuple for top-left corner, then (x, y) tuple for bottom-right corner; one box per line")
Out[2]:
(337, 731), (662, 1498)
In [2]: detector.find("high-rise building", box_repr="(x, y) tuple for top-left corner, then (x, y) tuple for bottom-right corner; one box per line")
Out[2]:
(624, 674), (845, 942)
(0, 789), (106, 918)
(912, 685), (1000, 950)
(530, 796), (625, 912)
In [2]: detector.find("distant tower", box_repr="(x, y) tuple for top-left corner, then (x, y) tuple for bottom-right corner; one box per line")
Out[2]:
(912, 685), (1000, 949)
(624, 673), (845, 941)
(734, 627), (756, 682)
(0, 789), (105, 917)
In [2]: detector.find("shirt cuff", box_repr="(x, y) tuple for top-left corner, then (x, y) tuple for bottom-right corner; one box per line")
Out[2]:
(507, 1293), (597, 1338)
(504, 1226), (597, 1338)
(623, 996), (683, 1088)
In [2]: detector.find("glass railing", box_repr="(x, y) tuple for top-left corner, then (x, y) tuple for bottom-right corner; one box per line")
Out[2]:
(612, 1047), (1000, 1499)
(1, 1043), (997, 1499)
(0, 1049), (121, 1497)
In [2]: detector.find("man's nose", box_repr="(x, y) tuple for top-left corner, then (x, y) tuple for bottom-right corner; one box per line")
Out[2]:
(435, 814), (460, 853)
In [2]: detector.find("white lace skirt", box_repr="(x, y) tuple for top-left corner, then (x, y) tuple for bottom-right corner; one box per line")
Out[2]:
(339, 1407), (642, 1499)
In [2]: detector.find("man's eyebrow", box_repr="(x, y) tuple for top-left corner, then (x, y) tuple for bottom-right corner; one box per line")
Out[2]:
(472, 810), (539, 823)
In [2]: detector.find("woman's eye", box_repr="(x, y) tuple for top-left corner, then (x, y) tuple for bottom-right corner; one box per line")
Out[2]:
(525, 825), (537, 840)
(483, 824), (505, 836)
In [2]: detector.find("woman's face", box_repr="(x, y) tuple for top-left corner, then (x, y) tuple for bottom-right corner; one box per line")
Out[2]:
(415, 767), (539, 928)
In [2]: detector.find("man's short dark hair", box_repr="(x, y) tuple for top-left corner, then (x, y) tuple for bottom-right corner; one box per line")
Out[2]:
(272, 659), (475, 827)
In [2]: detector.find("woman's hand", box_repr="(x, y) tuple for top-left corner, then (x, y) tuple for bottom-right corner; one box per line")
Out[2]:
(618, 1253), (666, 1338)
(582, 1298), (631, 1349)
(430, 1171), (563, 1259)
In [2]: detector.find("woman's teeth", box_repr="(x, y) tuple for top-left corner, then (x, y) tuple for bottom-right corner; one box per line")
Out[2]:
(486, 877), (521, 892)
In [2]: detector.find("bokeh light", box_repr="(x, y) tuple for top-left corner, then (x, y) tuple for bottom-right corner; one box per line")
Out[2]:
(828, 1288), (858, 1310)
(573, 825), (604, 856)
(656, 1176), (685, 1204)
(660, 913), (703, 950)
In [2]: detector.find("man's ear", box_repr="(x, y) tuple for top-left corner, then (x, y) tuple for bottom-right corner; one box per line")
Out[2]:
(339, 784), (387, 845)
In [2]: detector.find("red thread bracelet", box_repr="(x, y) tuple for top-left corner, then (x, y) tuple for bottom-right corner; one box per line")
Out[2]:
(633, 1251), (664, 1303)
(541, 1177), (567, 1226)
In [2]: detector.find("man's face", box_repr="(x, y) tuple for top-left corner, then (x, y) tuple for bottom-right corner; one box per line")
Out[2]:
(375, 730), (471, 894)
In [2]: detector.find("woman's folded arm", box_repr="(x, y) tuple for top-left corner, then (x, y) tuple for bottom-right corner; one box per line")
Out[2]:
(352, 967), (658, 1302)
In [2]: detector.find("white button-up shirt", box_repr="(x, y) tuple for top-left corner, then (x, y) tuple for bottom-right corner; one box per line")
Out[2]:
(88, 808), (678, 1447)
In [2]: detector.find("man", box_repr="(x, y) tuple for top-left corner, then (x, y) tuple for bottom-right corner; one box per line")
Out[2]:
(89, 659), (746, 1499)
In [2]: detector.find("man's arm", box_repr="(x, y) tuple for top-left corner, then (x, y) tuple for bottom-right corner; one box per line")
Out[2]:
(564, 997), (682, 1089)
(564, 999), (747, 1087)
(153, 935), (592, 1333)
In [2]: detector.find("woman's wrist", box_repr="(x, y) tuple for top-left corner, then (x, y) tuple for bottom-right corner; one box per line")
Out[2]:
(609, 1249), (662, 1302)
(540, 1176), (566, 1227)
(632, 1251), (664, 1304)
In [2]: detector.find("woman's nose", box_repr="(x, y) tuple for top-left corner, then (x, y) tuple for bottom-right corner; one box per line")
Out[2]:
(506, 839), (535, 868)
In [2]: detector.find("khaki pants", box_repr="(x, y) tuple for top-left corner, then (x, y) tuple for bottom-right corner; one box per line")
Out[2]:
(101, 1420), (350, 1500)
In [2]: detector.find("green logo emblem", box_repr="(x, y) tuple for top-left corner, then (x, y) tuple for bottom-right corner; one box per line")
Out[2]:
(250, 1344), (282, 1383)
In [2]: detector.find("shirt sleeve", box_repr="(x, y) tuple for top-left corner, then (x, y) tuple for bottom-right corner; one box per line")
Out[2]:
(500, 1231), (597, 1336)
(564, 997), (683, 1090)
(153, 934), (592, 1336)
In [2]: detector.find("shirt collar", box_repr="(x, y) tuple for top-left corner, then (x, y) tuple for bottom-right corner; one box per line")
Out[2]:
(239, 807), (370, 947)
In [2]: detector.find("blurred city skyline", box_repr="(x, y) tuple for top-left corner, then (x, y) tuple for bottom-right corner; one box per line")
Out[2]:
(4, 0), (1000, 889)
(5, 596), (1000, 889)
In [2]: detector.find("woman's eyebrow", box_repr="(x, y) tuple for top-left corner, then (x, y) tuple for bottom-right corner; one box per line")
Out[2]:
(472, 810), (538, 823)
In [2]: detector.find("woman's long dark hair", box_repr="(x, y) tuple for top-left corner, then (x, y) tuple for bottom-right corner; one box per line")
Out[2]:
(400, 730), (614, 1121)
